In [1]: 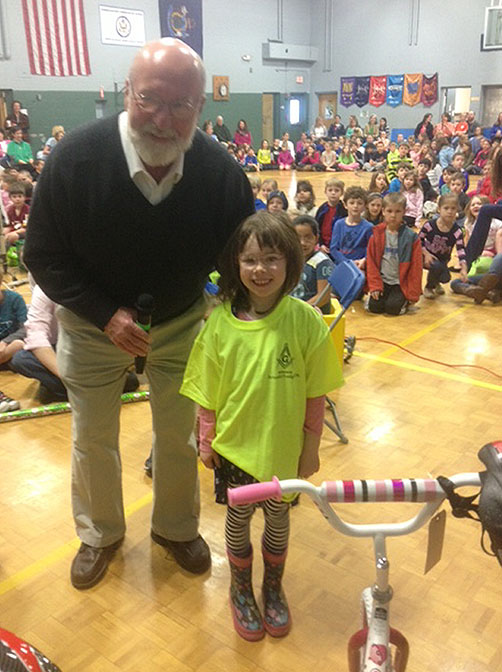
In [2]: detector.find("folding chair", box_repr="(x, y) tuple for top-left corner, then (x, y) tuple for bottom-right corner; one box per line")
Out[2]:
(315, 259), (365, 444)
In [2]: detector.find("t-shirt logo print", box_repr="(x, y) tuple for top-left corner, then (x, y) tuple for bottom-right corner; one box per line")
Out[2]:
(277, 343), (293, 369)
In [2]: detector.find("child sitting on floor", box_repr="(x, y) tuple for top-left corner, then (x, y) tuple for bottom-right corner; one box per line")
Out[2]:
(291, 215), (334, 314)
(366, 192), (422, 315)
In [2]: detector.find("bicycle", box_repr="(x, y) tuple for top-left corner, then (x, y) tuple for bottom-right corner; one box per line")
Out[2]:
(227, 441), (502, 671)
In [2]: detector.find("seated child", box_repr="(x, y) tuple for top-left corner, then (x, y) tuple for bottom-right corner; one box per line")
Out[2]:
(366, 192), (423, 315)
(330, 186), (373, 271)
(315, 178), (347, 253)
(267, 190), (289, 214)
(320, 142), (338, 171)
(247, 174), (266, 211)
(278, 142), (294, 170)
(291, 215), (334, 314)
(5, 181), (29, 247)
(243, 148), (259, 172)
(417, 158), (437, 202)
(439, 153), (469, 191)
(368, 170), (389, 196)
(257, 140), (272, 170)
(260, 177), (278, 204)
(401, 170), (424, 228)
(297, 145), (321, 171)
(270, 138), (281, 165)
(294, 180), (318, 216)
(0, 267), (27, 369)
(365, 193), (384, 225)
(419, 193), (467, 299)
(440, 165), (456, 195)
(387, 143), (413, 180)
(449, 172), (469, 215)
(337, 144), (359, 171)
(388, 162), (410, 193)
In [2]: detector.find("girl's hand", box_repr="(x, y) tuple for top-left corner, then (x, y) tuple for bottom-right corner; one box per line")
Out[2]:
(298, 442), (320, 478)
(370, 290), (381, 300)
(422, 250), (436, 268)
(320, 244), (330, 254)
(200, 449), (221, 470)
(459, 263), (468, 283)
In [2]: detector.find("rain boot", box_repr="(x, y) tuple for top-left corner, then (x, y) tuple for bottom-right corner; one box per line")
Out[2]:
(227, 547), (264, 641)
(262, 544), (291, 637)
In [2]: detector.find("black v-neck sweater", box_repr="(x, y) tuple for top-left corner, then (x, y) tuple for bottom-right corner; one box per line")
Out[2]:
(24, 115), (254, 329)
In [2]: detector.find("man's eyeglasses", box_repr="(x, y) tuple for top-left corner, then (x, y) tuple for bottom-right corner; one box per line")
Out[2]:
(129, 84), (197, 121)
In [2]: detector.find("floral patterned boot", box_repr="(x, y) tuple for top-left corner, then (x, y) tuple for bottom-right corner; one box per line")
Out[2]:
(227, 547), (264, 641)
(262, 545), (291, 637)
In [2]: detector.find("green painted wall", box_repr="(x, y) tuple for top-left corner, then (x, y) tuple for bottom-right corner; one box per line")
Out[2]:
(14, 89), (123, 150)
(200, 93), (262, 148)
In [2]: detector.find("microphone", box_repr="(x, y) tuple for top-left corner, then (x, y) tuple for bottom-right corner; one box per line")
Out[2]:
(134, 293), (155, 374)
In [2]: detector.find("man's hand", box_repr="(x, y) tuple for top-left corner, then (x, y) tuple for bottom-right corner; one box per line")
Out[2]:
(104, 307), (150, 356)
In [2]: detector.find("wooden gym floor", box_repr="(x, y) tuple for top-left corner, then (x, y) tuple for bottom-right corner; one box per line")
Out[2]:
(0, 170), (501, 671)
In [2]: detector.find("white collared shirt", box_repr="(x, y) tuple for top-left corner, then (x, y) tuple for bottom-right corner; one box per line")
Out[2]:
(118, 111), (184, 205)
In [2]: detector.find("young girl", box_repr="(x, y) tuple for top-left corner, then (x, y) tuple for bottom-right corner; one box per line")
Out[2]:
(337, 143), (359, 171)
(294, 180), (318, 216)
(401, 171), (424, 228)
(365, 193), (384, 225)
(368, 170), (389, 196)
(180, 213), (342, 641)
(277, 141), (294, 170)
(257, 140), (272, 170)
(419, 193), (468, 298)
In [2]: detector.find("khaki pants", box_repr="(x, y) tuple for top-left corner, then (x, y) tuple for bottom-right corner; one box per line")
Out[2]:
(56, 299), (205, 548)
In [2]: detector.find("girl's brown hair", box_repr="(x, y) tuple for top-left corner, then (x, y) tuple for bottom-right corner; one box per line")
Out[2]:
(368, 170), (389, 193)
(490, 146), (502, 196)
(218, 212), (303, 311)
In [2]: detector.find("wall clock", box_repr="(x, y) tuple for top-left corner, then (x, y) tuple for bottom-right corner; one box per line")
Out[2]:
(213, 76), (230, 101)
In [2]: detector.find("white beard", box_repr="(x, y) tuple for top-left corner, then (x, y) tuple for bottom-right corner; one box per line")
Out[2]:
(127, 120), (196, 167)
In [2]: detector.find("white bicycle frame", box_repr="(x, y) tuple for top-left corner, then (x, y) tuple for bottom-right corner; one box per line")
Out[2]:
(228, 472), (482, 672)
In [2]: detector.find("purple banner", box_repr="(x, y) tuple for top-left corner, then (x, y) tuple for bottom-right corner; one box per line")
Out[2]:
(340, 77), (355, 108)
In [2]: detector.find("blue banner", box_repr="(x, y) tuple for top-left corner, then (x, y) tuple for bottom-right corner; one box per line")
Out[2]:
(386, 75), (404, 108)
(158, 1), (203, 56)
(354, 76), (370, 108)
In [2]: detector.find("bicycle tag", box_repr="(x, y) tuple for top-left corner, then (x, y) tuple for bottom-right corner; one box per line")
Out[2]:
(424, 509), (446, 574)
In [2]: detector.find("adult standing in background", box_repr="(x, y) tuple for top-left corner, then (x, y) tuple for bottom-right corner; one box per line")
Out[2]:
(213, 115), (232, 143)
(24, 38), (254, 590)
(5, 100), (30, 141)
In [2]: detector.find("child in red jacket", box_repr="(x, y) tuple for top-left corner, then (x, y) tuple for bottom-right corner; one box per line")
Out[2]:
(366, 192), (423, 315)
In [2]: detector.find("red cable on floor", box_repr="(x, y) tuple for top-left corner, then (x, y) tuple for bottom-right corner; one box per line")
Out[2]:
(356, 336), (502, 381)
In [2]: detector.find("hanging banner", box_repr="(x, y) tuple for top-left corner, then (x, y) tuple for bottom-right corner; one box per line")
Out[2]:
(403, 73), (423, 106)
(340, 77), (355, 107)
(354, 76), (370, 107)
(421, 73), (438, 107)
(386, 75), (404, 107)
(369, 75), (387, 107)
(158, 0), (203, 56)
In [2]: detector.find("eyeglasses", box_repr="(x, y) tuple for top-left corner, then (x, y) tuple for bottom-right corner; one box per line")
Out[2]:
(129, 83), (197, 121)
(239, 253), (285, 270)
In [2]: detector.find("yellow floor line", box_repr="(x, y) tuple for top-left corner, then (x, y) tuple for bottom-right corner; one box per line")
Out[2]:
(345, 304), (472, 382)
(0, 465), (205, 596)
(352, 350), (502, 392)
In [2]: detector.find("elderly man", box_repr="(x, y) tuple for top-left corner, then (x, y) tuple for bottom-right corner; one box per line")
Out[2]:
(24, 38), (254, 589)
(213, 115), (232, 143)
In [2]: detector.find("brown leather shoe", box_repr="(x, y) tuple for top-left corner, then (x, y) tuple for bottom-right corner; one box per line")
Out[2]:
(151, 531), (211, 574)
(71, 539), (123, 589)
(464, 285), (488, 304)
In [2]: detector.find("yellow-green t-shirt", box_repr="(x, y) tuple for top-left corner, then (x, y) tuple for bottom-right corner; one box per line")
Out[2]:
(180, 296), (343, 484)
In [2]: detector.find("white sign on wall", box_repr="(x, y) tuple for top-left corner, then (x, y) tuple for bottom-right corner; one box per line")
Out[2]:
(99, 5), (145, 47)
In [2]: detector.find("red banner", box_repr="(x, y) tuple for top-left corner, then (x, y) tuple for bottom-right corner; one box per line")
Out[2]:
(369, 76), (387, 107)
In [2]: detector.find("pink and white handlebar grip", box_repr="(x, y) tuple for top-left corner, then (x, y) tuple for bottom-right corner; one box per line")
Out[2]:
(227, 477), (282, 506)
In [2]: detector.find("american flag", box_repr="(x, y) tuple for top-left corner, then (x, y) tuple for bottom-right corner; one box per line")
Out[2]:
(22, 0), (91, 76)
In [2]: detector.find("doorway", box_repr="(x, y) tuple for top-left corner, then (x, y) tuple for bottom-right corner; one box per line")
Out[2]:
(481, 85), (502, 128)
(441, 86), (472, 118)
(318, 92), (337, 125)
(262, 93), (274, 144)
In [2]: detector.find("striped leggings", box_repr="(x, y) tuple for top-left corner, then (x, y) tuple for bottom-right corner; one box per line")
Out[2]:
(225, 496), (290, 557)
